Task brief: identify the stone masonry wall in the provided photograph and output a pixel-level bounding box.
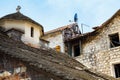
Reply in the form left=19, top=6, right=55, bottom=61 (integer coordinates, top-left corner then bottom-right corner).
left=95, top=47, right=120, bottom=77
left=82, top=15, right=120, bottom=54
left=76, top=15, right=120, bottom=77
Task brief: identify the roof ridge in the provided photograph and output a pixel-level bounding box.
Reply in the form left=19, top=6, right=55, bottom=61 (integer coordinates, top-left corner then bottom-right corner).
left=0, top=11, right=44, bottom=35
left=44, top=23, right=77, bottom=35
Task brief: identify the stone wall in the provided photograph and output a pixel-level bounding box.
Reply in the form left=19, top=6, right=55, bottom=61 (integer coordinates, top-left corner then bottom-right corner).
left=75, top=52, right=96, bottom=69
left=95, top=46, right=120, bottom=77
left=76, top=15, right=120, bottom=77
left=6, top=29, right=23, bottom=41
left=82, top=15, right=120, bottom=54
left=76, top=46, right=120, bottom=77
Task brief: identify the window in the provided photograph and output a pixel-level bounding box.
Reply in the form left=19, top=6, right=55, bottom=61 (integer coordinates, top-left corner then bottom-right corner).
left=114, top=64, right=120, bottom=78
left=109, top=33, right=120, bottom=48
left=31, top=27, right=34, bottom=37
left=73, top=44, right=80, bottom=57
left=55, top=45, right=61, bottom=52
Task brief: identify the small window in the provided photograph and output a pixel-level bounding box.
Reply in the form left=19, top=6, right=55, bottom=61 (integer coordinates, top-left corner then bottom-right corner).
left=114, top=64, right=120, bottom=78
left=55, top=45, right=61, bottom=52
left=31, top=27, right=34, bottom=37
left=109, top=33, right=120, bottom=48
left=73, top=44, right=80, bottom=57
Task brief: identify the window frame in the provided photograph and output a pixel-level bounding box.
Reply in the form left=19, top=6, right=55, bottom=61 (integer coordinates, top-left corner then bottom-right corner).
left=109, top=33, right=120, bottom=48
left=31, top=27, right=34, bottom=37
left=114, top=64, right=120, bottom=78
left=110, top=61, right=120, bottom=78
left=72, top=43, right=80, bottom=57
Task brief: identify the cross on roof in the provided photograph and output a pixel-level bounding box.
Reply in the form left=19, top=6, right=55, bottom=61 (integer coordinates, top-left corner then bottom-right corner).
left=16, top=5, right=21, bottom=12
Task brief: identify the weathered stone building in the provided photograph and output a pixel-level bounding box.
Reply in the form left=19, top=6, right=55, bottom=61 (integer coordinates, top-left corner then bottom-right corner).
left=0, top=6, right=119, bottom=80
left=64, top=9, right=120, bottom=78
left=42, top=23, right=80, bottom=53
left=0, top=6, right=48, bottom=48
left=0, top=26, right=115, bottom=80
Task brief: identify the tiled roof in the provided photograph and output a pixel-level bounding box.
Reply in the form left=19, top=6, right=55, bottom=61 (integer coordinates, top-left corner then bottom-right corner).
left=0, top=30, right=115, bottom=80
left=44, top=23, right=77, bottom=35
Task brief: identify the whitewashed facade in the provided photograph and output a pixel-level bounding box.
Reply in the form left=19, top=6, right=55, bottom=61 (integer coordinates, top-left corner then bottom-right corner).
left=42, top=31, right=65, bottom=53
left=0, top=12, right=44, bottom=48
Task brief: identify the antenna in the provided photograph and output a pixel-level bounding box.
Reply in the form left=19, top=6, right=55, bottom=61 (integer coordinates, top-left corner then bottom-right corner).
left=81, top=23, right=90, bottom=34
left=74, top=13, right=78, bottom=22
left=69, top=13, right=78, bottom=23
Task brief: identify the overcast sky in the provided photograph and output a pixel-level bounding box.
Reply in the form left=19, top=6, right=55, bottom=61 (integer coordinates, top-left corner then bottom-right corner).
left=0, top=0, right=120, bottom=33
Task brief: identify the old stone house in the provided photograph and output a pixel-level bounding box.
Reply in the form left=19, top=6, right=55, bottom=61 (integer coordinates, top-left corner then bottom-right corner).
left=42, top=22, right=81, bottom=53
left=0, top=6, right=118, bottom=80
left=0, top=25, right=116, bottom=80
left=64, top=9, right=120, bottom=79
left=0, top=7, right=48, bottom=48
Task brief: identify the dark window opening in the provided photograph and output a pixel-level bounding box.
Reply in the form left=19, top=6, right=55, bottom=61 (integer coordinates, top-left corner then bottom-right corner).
left=73, top=44, right=80, bottom=57
left=31, top=27, right=34, bottom=37
left=114, top=64, right=120, bottom=78
left=109, top=33, right=120, bottom=48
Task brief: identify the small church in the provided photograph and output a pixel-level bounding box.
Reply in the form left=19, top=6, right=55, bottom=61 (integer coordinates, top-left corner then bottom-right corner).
left=0, top=6, right=48, bottom=48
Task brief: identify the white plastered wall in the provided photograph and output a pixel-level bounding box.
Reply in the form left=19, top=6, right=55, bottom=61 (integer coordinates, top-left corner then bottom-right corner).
left=43, top=32, right=65, bottom=53
left=21, top=22, right=42, bottom=47
left=3, top=20, right=25, bottom=32
left=1, top=20, right=43, bottom=48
